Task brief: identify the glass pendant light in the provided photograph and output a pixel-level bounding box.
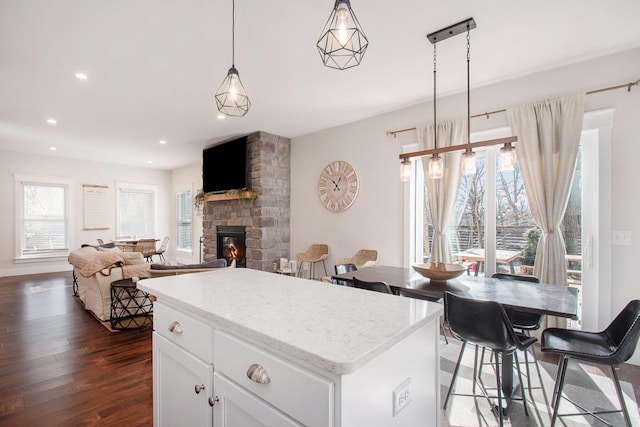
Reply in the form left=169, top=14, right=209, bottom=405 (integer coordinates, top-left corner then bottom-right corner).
left=461, top=29, right=476, bottom=176
left=499, top=142, right=516, bottom=172
left=429, top=154, right=443, bottom=179
left=215, top=0, right=251, bottom=117
left=317, top=0, right=368, bottom=70
left=400, top=158, right=412, bottom=182
left=461, top=149, right=476, bottom=175
left=428, top=43, right=443, bottom=179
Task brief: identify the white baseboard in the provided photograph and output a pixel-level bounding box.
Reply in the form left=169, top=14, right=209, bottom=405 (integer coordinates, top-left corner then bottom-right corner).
left=0, top=264, right=73, bottom=277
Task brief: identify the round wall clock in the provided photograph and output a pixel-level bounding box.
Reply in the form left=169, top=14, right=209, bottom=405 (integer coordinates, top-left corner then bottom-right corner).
left=318, top=160, right=359, bottom=212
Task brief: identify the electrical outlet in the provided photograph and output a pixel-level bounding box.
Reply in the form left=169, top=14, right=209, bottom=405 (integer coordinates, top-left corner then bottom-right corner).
left=393, top=378, right=412, bottom=416
left=612, top=230, right=632, bottom=246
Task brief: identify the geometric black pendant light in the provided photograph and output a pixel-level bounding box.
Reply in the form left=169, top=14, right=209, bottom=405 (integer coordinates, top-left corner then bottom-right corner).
left=317, top=0, right=368, bottom=70
left=215, top=0, right=251, bottom=116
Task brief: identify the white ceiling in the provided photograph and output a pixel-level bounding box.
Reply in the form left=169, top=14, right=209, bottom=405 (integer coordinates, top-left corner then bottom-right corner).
left=1, top=0, right=639, bottom=170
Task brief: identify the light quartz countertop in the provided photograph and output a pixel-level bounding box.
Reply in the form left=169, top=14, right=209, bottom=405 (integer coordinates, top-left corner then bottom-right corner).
left=138, top=268, right=442, bottom=375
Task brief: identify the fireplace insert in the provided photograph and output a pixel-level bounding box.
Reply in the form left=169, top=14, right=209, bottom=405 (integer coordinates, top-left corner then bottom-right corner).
left=216, top=226, right=246, bottom=268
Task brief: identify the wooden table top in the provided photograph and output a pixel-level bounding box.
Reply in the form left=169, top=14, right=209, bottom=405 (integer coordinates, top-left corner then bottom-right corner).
left=452, top=248, right=522, bottom=263
left=332, top=265, right=578, bottom=319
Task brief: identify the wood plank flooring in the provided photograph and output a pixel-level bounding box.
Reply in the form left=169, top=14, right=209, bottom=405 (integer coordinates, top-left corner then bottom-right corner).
left=0, top=272, right=152, bottom=426
left=0, top=271, right=638, bottom=425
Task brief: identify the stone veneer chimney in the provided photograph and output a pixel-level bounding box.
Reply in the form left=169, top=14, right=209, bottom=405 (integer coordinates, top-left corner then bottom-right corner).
left=201, top=131, right=290, bottom=271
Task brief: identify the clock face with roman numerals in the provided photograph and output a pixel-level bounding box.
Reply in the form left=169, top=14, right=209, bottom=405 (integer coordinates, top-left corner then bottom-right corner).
left=318, top=161, right=359, bottom=212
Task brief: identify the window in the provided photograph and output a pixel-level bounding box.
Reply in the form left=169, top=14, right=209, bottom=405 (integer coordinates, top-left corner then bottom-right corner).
left=115, top=182, right=157, bottom=239
left=15, top=175, right=71, bottom=259
left=176, top=190, right=193, bottom=251
left=411, top=127, right=536, bottom=276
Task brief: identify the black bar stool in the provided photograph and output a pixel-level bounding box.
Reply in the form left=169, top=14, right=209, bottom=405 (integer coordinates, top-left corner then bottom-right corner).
left=443, top=292, right=537, bottom=426
left=541, top=299, right=640, bottom=426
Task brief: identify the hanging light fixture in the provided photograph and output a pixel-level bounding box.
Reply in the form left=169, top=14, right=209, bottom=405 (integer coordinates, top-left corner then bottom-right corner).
left=461, top=27, right=476, bottom=176
left=398, top=18, right=492, bottom=181
left=428, top=37, right=443, bottom=179
left=215, top=0, right=250, bottom=117
left=400, top=158, right=412, bottom=181
left=317, top=0, right=368, bottom=70
left=499, top=142, right=516, bottom=172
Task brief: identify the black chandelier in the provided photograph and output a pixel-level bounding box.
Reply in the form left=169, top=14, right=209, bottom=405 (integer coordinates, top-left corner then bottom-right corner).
left=316, top=0, right=368, bottom=70
left=215, top=0, right=251, bottom=117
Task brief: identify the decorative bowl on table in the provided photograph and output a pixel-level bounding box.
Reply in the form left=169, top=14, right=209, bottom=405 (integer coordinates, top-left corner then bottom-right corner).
left=412, top=262, right=467, bottom=282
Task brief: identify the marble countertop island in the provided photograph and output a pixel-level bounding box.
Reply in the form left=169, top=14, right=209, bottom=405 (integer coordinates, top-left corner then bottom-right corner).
left=138, top=268, right=442, bottom=375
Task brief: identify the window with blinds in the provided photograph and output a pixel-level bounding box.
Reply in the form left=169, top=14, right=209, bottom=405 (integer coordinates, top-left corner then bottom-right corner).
left=176, top=190, right=192, bottom=251
left=116, top=185, right=156, bottom=239
left=19, top=181, right=69, bottom=257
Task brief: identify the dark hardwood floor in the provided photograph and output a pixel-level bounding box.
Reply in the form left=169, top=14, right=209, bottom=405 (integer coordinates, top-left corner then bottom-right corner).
left=0, top=271, right=638, bottom=426
left=0, top=272, right=152, bottom=426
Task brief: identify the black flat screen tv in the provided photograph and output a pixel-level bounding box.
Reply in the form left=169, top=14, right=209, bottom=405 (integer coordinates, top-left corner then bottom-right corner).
left=202, top=136, right=248, bottom=193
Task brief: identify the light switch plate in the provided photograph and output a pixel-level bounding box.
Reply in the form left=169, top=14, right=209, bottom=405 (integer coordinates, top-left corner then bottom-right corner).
left=612, top=230, right=632, bottom=246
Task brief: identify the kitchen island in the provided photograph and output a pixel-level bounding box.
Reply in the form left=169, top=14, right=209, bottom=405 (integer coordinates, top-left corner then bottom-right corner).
left=138, top=268, right=442, bottom=427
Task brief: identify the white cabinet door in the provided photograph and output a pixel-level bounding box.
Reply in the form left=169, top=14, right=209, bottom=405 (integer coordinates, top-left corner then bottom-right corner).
left=154, top=333, right=214, bottom=427
left=213, top=373, right=302, bottom=427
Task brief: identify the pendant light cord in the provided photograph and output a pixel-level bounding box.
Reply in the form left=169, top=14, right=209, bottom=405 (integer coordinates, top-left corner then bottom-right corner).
left=466, top=29, right=470, bottom=145
left=232, top=0, right=235, bottom=67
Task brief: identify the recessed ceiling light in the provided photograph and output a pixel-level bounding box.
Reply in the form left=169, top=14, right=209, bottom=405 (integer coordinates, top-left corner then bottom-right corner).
left=217, top=114, right=225, bottom=120
left=75, top=72, right=88, bottom=80
left=46, top=118, right=57, bottom=125
left=49, top=147, right=57, bottom=151
left=159, top=140, right=167, bottom=145
left=147, top=160, right=153, bottom=164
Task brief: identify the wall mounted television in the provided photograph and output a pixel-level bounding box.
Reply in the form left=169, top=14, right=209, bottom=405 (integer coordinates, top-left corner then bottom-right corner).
left=202, top=136, right=248, bottom=193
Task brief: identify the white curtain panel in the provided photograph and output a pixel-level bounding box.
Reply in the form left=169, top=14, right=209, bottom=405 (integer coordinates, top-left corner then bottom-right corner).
left=507, top=93, right=585, bottom=328
left=418, top=119, right=466, bottom=263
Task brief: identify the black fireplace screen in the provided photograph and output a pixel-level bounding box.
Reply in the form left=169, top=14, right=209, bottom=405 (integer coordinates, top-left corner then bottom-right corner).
left=216, top=226, right=246, bottom=268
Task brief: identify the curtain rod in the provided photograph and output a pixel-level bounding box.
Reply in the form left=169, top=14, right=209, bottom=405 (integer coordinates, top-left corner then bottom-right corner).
left=386, top=78, right=640, bottom=138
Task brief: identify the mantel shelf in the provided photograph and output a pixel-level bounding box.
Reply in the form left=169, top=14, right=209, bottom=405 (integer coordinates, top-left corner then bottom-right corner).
left=204, top=192, right=257, bottom=202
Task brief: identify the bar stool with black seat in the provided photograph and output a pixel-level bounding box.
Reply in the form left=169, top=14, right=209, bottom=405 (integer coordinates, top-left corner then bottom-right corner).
left=443, top=292, right=537, bottom=426
left=491, top=272, right=545, bottom=399
left=352, top=277, right=392, bottom=294
left=541, top=299, right=640, bottom=427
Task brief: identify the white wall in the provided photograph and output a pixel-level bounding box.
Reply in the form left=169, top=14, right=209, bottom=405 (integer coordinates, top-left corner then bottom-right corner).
left=291, top=47, right=640, bottom=363
left=0, top=151, right=172, bottom=276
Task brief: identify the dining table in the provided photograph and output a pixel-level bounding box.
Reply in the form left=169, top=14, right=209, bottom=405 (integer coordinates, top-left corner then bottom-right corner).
left=452, top=248, right=522, bottom=276
left=113, top=238, right=159, bottom=253
left=331, top=265, right=579, bottom=407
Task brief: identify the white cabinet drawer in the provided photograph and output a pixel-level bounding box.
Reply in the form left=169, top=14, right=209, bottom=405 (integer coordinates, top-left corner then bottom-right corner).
left=213, top=373, right=301, bottom=427
left=214, top=331, right=334, bottom=427
left=154, top=302, right=213, bottom=362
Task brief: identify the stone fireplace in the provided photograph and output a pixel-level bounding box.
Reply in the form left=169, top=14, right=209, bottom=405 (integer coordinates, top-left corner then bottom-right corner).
left=202, top=131, right=290, bottom=271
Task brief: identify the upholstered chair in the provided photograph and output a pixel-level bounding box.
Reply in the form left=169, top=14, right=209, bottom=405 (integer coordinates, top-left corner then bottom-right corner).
left=337, top=249, right=378, bottom=269
left=295, top=244, right=329, bottom=279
